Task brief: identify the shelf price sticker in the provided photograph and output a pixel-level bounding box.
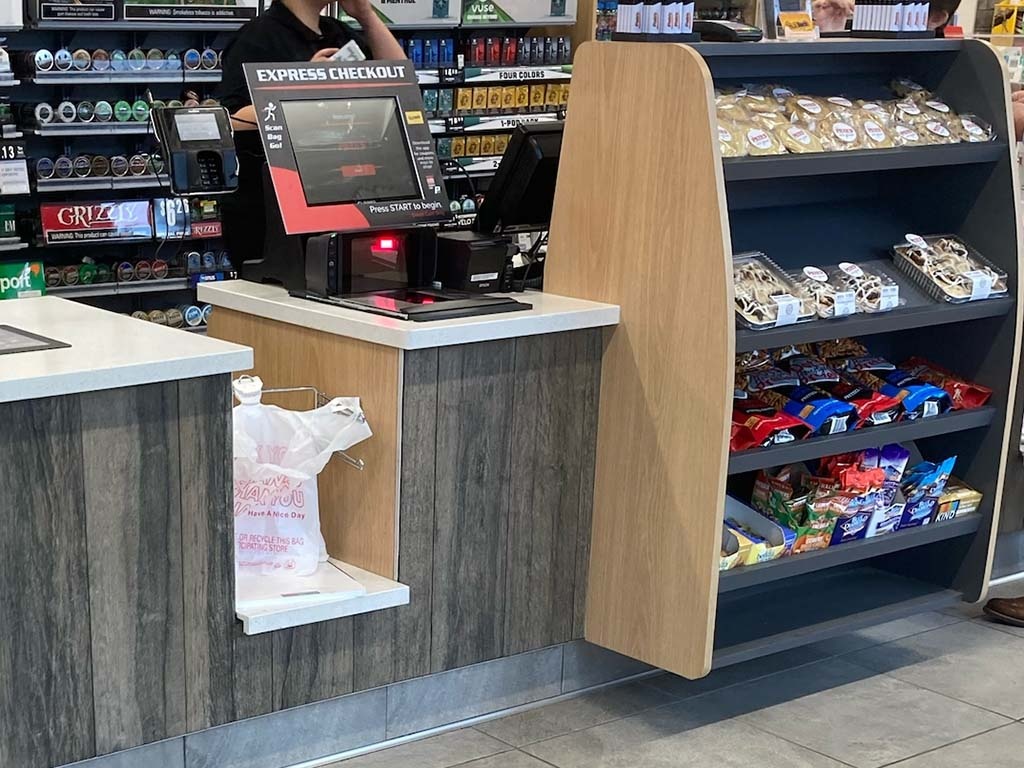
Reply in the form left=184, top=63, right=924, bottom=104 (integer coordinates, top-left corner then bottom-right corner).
left=879, top=284, right=900, bottom=310
left=772, top=294, right=801, bottom=327
left=964, top=270, right=994, bottom=301
left=834, top=290, right=857, bottom=317
left=439, top=67, right=464, bottom=84
left=0, top=140, right=29, bottom=196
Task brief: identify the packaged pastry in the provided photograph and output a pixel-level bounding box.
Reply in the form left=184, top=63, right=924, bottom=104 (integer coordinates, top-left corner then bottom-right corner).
left=738, top=122, right=786, bottom=156
left=893, top=98, right=928, bottom=125
left=922, top=98, right=954, bottom=120
left=718, top=121, right=747, bottom=158
left=823, top=95, right=856, bottom=119
left=854, top=113, right=895, bottom=149
left=776, top=123, right=824, bottom=154
left=790, top=265, right=856, bottom=317
left=733, top=252, right=814, bottom=329
left=891, top=123, right=927, bottom=147
left=901, top=357, right=993, bottom=409
left=857, top=100, right=891, bottom=123
left=922, top=119, right=960, bottom=145
left=786, top=95, right=827, bottom=124
left=952, top=114, right=994, bottom=143
left=892, top=234, right=1008, bottom=303
left=832, top=262, right=900, bottom=313
left=818, top=112, right=862, bottom=151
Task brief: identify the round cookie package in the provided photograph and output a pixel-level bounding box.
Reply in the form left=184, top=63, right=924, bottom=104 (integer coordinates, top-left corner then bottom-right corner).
left=891, top=123, right=927, bottom=147
left=718, top=120, right=747, bottom=158
left=818, top=112, right=863, bottom=151
left=739, top=122, right=786, bottom=156
left=776, top=123, right=824, bottom=154
left=922, top=119, right=960, bottom=145
left=893, top=98, right=928, bottom=125
left=854, top=113, right=895, bottom=149
left=952, top=114, right=994, bottom=143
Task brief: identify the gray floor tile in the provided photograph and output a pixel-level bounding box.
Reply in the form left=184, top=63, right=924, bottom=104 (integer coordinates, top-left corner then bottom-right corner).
left=733, top=657, right=1009, bottom=768
left=458, top=752, right=553, bottom=768
left=886, top=722, right=1024, bottom=767
left=806, top=611, right=963, bottom=657
left=475, top=681, right=675, bottom=747
left=524, top=713, right=848, bottom=768
left=850, top=621, right=1024, bottom=719
left=559, top=641, right=653, bottom=694
left=973, top=614, right=1024, bottom=639
left=942, top=582, right=1023, bottom=619
left=643, top=645, right=831, bottom=699
left=330, top=729, right=508, bottom=767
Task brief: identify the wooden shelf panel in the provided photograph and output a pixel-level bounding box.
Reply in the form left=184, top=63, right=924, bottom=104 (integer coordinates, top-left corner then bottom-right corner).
left=728, top=406, right=996, bottom=474
left=713, top=566, right=962, bottom=668
left=723, top=144, right=1006, bottom=182
left=719, top=514, right=981, bottom=593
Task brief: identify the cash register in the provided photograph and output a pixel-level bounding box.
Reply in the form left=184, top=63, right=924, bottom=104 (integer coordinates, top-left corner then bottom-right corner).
left=238, top=60, right=532, bottom=322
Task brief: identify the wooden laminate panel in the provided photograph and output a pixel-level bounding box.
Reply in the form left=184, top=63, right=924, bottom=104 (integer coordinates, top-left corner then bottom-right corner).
left=208, top=308, right=401, bottom=578
left=273, top=620, right=354, bottom=710
left=180, top=375, right=273, bottom=729
left=81, top=383, right=186, bottom=753
left=0, top=395, right=95, bottom=768
left=504, top=331, right=601, bottom=655
left=431, top=340, right=516, bottom=672
left=572, top=330, right=603, bottom=640
left=544, top=42, right=734, bottom=678
left=353, top=348, right=439, bottom=690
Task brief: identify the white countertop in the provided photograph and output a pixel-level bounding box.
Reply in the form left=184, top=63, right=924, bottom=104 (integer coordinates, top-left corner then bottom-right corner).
left=0, top=297, right=253, bottom=404
left=198, top=281, right=620, bottom=350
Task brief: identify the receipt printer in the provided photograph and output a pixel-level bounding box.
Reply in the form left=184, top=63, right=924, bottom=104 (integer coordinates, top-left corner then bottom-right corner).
left=435, top=231, right=516, bottom=293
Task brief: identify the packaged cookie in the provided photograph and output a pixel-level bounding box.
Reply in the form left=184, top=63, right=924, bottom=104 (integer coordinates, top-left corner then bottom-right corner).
left=891, top=77, right=931, bottom=101
left=733, top=252, right=814, bottom=329
left=716, top=99, right=750, bottom=125
left=776, top=123, right=824, bottom=154
left=891, top=123, right=927, bottom=147
left=786, top=95, right=827, bottom=126
left=922, top=119, right=960, bottom=145
left=893, top=234, right=1009, bottom=303
left=790, top=265, right=857, bottom=318
left=819, top=112, right=862, bottom=151
left=921, top=98, right=954, bottom=120
left=855, top=113, right=895, bottom=149
left=831, top=262, right=901, bottom=313
left=739, top=91, right=785, bottom=115
left=893, top=98, right=927, bottom=125
left=751, top=110, right=789, bottom=132
left=738, top=122, right=786, bottom=156
left=823, top=95, right=856, bottom=119
left=951, top=114, right=994, bottom=143
left=718, top=121, right=747, bottom=158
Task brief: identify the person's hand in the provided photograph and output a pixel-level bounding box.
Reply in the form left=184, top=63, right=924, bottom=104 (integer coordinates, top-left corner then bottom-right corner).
left=341, top=0, right=375, bottom=23
left=1013, top=101, right=1024, bottom=141
left=311, top=48, right=340, bottom=62
left=1012, top=89, right=1024, bottom=103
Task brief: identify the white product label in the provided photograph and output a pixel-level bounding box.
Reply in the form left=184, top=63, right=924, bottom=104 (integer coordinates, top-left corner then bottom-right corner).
left=747, top=128, right=772, bottom=150
left=870, top=410, right=893, bottom=425
left=926, top=120, right=951, bottom=138
left=827, top=96, right=853, bottom=107
left=925, top=100, right=950, bottom=113
left=772, top=294, right=800, bottom=326
left=797, top=98, right=822, bottom=115
left=0, top=159, right=30, bottom=195
left=897, top=100, right=921, bottom=116
left=773, top=87, right=794, bottom=99
left=832, top=122, right=857, bottom=143
left=895, top=125, right=920, bottom=143
left=774, top=430, right=796, bottom=444
left=961, top=117, right=984, bottom=136
left=786, top=125, right=812, bottom=145
left=862, top=102, right=882, bottom=112
left=471, top=272, right=500, bottom=282
left=879, top=284, right=899, bottom=310
left=826, top=415, right=849, bottom=435
left=964, top=269, right=994, bottom=300
left=718, top=125, right=732, bottom=143
left=834, top=290, right=857, bottom=317
left=803, top=265, right=828, bottom=281
left=864, top=120, right=885, bottom=142
left=923, top=400, right=939, bottom=418
left=839, top=261, right=864, bottom=278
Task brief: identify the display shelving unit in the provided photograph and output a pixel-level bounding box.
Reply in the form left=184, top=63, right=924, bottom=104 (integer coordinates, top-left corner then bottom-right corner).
left=545, top=39, right=1023, bottom=679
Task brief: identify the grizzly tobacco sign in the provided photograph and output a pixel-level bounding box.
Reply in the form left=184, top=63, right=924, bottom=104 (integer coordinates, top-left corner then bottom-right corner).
left=40, top=201, right=155, bottom=244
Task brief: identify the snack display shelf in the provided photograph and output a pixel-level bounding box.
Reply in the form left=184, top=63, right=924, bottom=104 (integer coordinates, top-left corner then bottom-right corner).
left=722, top=143, right=1008, bottom=182
left=0, top=241, right=29, bottom=252
left=728, top=406, right=996, bottom=474
left=37, top=175, right=170, bottom=193
left=28, top=71, right=221, bottom=85
left=719, top=514, right=982, bottom=593
left=713, top=567, right=962, bottom=667
left=31, top=123, right=153, bottom=137
left=429, top=112, right=561, bottom=134
left=47, top=278, right=191, bottom=297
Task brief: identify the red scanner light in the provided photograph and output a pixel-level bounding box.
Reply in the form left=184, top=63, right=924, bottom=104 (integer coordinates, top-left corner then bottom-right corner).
left=377, top=238, right=395, bottom=250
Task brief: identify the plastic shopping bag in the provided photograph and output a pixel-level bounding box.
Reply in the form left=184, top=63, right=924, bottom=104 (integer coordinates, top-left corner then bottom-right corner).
left=232, top=376, right=372, bottom=576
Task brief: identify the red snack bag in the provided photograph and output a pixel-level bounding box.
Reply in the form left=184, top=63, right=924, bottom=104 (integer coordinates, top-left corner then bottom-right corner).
left=901, top=357, right=993, bottom=410
left=731, top=392, right=811, bottom=451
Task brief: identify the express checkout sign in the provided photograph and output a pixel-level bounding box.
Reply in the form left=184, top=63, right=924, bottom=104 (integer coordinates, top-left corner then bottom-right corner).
left=244, top=61, right=450, bottom=235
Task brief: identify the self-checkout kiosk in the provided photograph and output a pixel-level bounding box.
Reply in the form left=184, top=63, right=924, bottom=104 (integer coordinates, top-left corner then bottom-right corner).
left=239, top=60, right=530, bottom=321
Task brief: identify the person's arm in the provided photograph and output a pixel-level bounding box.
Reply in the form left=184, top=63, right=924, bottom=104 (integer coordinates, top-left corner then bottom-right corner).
left=342, top=0, right=407, bottom=59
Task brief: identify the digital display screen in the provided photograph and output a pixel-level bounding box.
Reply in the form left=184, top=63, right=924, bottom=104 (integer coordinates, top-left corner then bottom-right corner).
left=281, top=97, right=421, bottom=206
left=175, top=112, right=222, bottom=142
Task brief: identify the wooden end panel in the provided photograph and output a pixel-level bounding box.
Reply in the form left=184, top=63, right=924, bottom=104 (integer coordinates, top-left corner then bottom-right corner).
left=544, top=42, right=734, bottom=678
left=208, top=308, right=401, bottom=578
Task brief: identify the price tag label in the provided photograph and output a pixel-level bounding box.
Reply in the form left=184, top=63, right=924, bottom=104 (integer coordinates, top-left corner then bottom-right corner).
left=0, top=159, right=30, bottom=195
left=905, top=233, right=928, bottom=249
left=439, top=67, right=463, bottom=84
left=833, top=290, right=857, bottom=317
left=773, top=294, right=800, bottom=327
left=445, top=116, right=465, bottom=133
left=964, top=270, right=994, bottom=300
left=0, top=141, right=25, bottom=162
left=879, top=284, right=900, bottom=310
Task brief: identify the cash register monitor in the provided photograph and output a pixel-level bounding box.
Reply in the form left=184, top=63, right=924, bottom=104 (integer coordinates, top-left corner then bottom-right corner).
left=281, top=97, right=421, bottom=206
left=474, top=122, right=563, bottom=235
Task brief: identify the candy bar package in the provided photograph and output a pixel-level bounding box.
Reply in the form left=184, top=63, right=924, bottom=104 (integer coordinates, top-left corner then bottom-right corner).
left=935, top=478, right=983, bottom=522
left=900, top=456, right=957, bottom=529
left=743, top=365, right=857, bottom=436
left=844, top=355, right=953, bottom=420
left=730, top=390, right=811, bottom=452
left=893, top=234, right=1008, bottom=304
left=901, top=357, right=993, bottom=410
left=782, top=353, right=901, bottom=428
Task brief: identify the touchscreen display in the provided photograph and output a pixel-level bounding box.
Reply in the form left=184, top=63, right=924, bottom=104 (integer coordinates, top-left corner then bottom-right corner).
left=281, top=97, right=421, bottom=206
left=175, top=112, right=222, bottom=142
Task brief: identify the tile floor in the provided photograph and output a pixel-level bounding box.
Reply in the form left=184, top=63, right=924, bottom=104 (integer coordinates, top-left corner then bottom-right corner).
left=323, top=582, right=1024, bottom=768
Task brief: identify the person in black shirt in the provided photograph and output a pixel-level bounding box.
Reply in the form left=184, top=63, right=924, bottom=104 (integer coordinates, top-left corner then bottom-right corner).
left=216, top=0, right=405, bottom=271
